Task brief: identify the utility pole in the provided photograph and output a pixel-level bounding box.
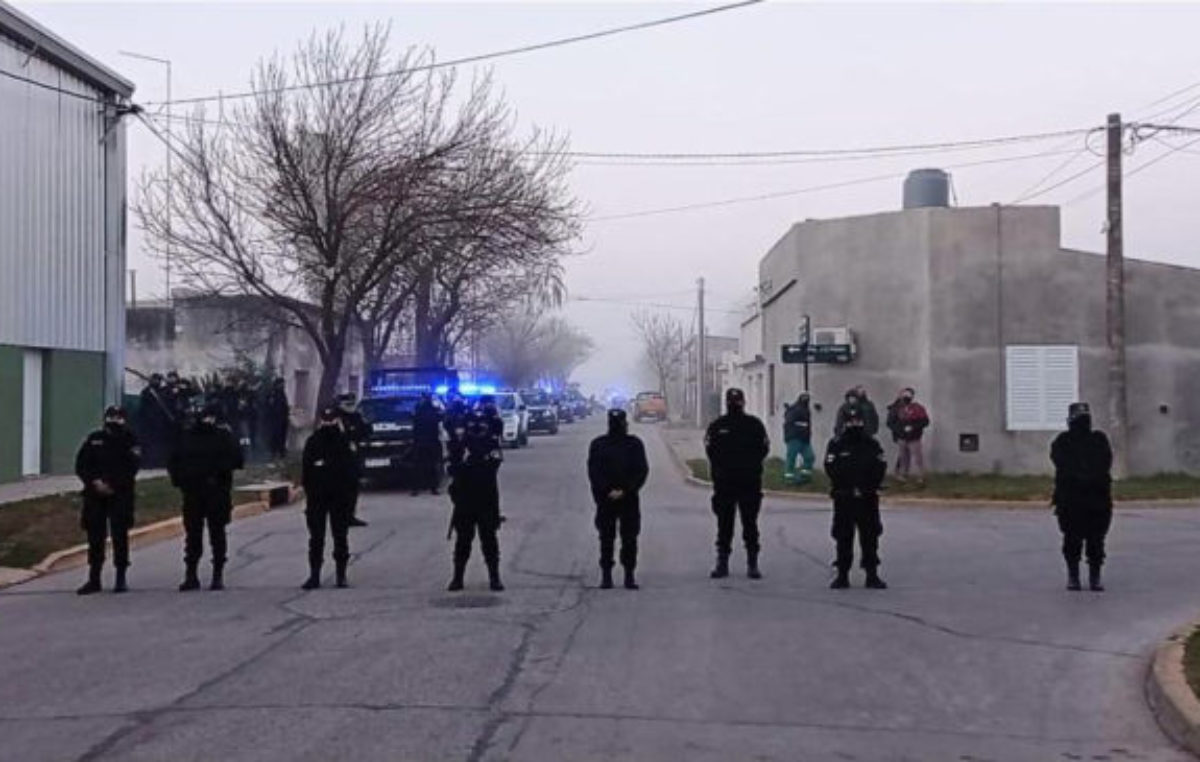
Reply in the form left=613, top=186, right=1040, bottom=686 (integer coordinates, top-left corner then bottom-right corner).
left=1106, top=113, right=1129, bottom=478
left=697, top=277, right=706, bottom=425
left=801, top=314, right=811, bottom=393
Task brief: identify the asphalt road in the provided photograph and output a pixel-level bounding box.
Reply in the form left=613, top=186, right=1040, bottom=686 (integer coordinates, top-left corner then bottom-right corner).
left=3, top=419, right=1200, bottom=761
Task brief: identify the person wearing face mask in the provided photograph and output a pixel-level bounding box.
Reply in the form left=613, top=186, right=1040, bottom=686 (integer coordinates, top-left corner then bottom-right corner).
left=1051, top=402, right=1114, bottom=592
left=887, top=387, right=930, bottom=486
left=587, top=409, right=650, bottom=590
left=411, top=393, right=443, bottom=497
left=300, top=406, right=358, bottom=590
left=168, top=404, right=244, bottom=592
left=824, top=405, right=889, bottom=590
left=705, top=388, right=770, bottom=580
left=74, top=407, right=142, bottom=595
left=445, top=411, right=506, bottom=592
left=335, top=393, right=370, bottom=528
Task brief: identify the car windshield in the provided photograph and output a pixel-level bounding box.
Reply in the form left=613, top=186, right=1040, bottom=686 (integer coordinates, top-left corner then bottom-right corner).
left=359, top=396, right=420, bottom=422
left=495, top=394, right=518, bottom=411
left=524, top=392, right=551, bottom=406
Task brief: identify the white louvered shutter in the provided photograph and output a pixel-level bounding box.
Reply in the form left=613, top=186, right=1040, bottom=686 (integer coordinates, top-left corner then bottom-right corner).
left=1006, top=346, right=1079, bottom=431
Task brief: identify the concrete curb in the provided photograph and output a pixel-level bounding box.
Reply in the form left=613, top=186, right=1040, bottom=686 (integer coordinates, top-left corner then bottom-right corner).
left=1147, top=620, right=1200, bottom=757
left=656, top=428, right=1200, bottom=510
left=0, top=487, right=305, bottom=590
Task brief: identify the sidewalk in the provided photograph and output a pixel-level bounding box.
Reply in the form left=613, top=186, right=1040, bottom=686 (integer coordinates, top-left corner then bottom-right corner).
left=657, top=424, right=706, bottom=464
left=0, top=470, right=167, bottom=508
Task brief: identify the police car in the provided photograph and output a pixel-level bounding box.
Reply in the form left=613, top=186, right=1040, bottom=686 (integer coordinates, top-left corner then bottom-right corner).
left=357, top=393, right=424, bottom=482
left=493, top=391, right=530, bottom=448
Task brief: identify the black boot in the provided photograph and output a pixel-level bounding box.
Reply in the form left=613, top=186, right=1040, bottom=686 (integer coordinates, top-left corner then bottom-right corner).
left=1088, top=564, right=1104, bottom=592
left=77, top=565, right=102, bottom=596
left=830, top=568, right=850, bottom=589
left=448, top=560, right=466, bottom=592
left=747, top=551, right=762, bottom=580
left=301, top=562, right=321, bottom=590
left=600, top=567, right=614, bottom=589
left=1066, top=561, right=1082, bottom=591
left=864, top=569, right=888, bottom=590
left=487, top=561, right=505, bottom=592
left=623, top=568, right=639, bottom=590
left=710, top=555, right=730, bottom=579
left=335, top=560, right=348, bottom=589
left=179, top=563, right=201, bottom=592
left=349, top=517, right=368, bottom=528
left=209, top=563, right=225, bottom=591
left=113, top=567, right=128, bottom=594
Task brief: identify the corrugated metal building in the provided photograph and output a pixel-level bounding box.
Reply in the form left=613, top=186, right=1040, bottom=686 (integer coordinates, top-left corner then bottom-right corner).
left=0, top=2, right=134, bottom=480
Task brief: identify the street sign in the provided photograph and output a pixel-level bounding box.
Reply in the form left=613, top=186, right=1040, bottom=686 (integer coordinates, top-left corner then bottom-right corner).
left=780, top=343, right=854, bottom=364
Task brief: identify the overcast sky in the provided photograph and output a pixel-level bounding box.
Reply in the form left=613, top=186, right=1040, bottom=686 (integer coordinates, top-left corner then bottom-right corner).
left=15, top=1, right=1200, bottom=394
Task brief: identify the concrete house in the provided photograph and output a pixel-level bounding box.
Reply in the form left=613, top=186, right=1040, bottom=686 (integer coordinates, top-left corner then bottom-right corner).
left=736, top=178, right=1200, bottom=476
left=0, top=3, right=134, bottom=480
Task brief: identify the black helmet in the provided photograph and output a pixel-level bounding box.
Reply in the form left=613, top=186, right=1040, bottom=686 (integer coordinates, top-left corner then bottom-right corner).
left=1068, top=402, right=1091, bottom=422
left=104, top=405, right=127, bottom=422
left=726, top=388, right=746, bottom=406
left=318, top=406, right=340, bottom=424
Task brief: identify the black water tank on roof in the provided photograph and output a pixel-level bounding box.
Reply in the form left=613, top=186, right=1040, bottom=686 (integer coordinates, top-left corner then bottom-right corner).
left=903, top=169, right=950, bottom=209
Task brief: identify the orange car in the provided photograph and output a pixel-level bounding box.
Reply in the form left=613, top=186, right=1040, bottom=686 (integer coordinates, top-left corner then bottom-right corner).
left=633, top=391, right=668, bottom=422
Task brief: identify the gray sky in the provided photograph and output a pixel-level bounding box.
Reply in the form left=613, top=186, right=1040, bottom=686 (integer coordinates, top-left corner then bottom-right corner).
left=16, top=1, right=1200, bottom=394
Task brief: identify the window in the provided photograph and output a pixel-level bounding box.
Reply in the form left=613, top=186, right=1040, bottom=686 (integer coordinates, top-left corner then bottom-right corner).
left=1005, top=346, right=1078, bottom=431
left=348, top=374, right=360, bottom=397
left=293, top=370, right=311, bottom=413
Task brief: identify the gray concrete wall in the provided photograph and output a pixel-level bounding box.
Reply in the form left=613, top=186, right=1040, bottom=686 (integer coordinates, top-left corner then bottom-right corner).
left=758, top=211, right=934, bottom=459
left=755, top=203, right=1200, bottom=475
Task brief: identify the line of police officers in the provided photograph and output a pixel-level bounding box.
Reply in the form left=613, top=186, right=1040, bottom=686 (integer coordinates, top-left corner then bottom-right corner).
left=73, top=388, right=1114, bottom=595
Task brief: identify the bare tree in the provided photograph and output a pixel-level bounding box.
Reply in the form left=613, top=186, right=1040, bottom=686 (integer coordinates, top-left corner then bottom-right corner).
left=631, top=310, right=686, bottom=406
left=481, top=310, right=593, bottom=390
left=138, top=26, right=485, bottom=402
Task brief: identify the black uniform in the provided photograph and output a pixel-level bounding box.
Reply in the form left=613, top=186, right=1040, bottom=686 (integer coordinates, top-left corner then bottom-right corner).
left=264, top=382, right=290, bottom=458
left=301, top=422, right=358, bottom=587
left=587, top=414, right=649, bottom=587
left=705, top=401, right=770, bottom=574
left=824, top=426, right=888, bottom=583
left=412, top=398, right=443, bottom=494
left=168, top=417, right=244, bottom=589
left=1051, top=415, right=1113, bottom=588
left=337, top=407, right=370, bottom=521
left=446, top=415, right=505, bottom=592
left=74, top=422, right=140, bottom=592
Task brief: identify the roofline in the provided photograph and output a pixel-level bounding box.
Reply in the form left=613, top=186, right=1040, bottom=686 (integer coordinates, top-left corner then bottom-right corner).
left=0, top=1, right=135, bottom=98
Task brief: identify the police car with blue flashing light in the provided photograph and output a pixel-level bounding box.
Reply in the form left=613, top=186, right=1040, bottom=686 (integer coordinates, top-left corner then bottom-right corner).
left=356, top=392, right=425, bottom=483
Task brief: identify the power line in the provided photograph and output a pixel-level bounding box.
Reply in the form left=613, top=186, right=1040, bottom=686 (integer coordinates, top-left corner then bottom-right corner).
left=1061, top=132, right=1200, bottom=207
left=589, top=146, right=1085, bottom=222
left=143, top=0, right=764, bottom=108
left=562, top=127, right=1094, bottom=160
left=570, top=295, right=743, bottom=315
left=1009, top=157, right=1106, bottom=204
left=0, top=66, right=102, bottom=102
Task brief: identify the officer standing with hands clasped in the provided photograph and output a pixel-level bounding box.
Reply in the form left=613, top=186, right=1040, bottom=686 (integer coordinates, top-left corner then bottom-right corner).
left=300, top=406, right=358, bottom=590
left=336, top=393, right=370, bottom=528
left=74, top=406, right=141, bottom=595
left=824, top=404, right=889, bottom=589
left=706, top=388, right=770, bottom=580
left=169, top=404, right=244, bottom=592
left=446, top=410, right=506, bottom=592
left=1051, top=402, right=1114, bottom=592
left=587, top=409, right=649, bottom=590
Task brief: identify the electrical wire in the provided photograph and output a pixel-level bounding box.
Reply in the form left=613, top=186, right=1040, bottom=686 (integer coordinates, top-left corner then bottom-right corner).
left=1061, top=132, right=1200, bottom=207
left=590, top=146, right=1085, bottom=222
left=1009, top=157, right=1106, bottom=204
left=0, top=66, right=102, bottom=102
left=143, top=0, right=764, bottom=108
left=570, top=295, right=743, bottom=315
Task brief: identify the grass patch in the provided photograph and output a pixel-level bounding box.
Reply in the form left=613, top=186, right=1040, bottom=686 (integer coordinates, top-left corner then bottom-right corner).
left=0, top=460, right=301, bottom=570
left=1185, top=627, right=1200, bottom=703
left=685, top=458, right=1200, bottom=502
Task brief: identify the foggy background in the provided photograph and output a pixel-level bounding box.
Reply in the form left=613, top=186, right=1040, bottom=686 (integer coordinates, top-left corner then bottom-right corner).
left=16, top=1, right=1200, bottom=394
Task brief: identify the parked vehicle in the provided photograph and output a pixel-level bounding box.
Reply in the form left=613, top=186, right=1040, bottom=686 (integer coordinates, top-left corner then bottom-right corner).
left=521, top=390, right=559, bottom=435
left=633, top=391, right=668, bottom=422
left=357, top=393, right=423, bottom=483
left=494, top=391, right=530, bottom=447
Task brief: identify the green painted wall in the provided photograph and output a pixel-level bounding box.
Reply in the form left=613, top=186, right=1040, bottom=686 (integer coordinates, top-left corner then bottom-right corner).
left=0, top=346, right=21, bottom=482
left=42, top=349, right=105, bottom=475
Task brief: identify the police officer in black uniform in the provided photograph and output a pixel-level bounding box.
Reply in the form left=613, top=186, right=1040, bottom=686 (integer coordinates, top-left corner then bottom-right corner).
left=824, top=405, right=889, bottom=589
left=477, top=394, right=505, bottom=440
left=587, top=409, right=649, bottom=590
left=705, top=388, right=770, bottom=580
left=169, top=404, right=244, bottom=591
left=74, top=406, right=141, bottom=595
left=1051, top=402, right=1114, bottom=592
left=301, top=406, right=358, bottom=590
left=336, top=393, right=370, bottom=527
left=446, top=411, right=505, bottom=592
left=411, top=393, right=443, bottom=496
